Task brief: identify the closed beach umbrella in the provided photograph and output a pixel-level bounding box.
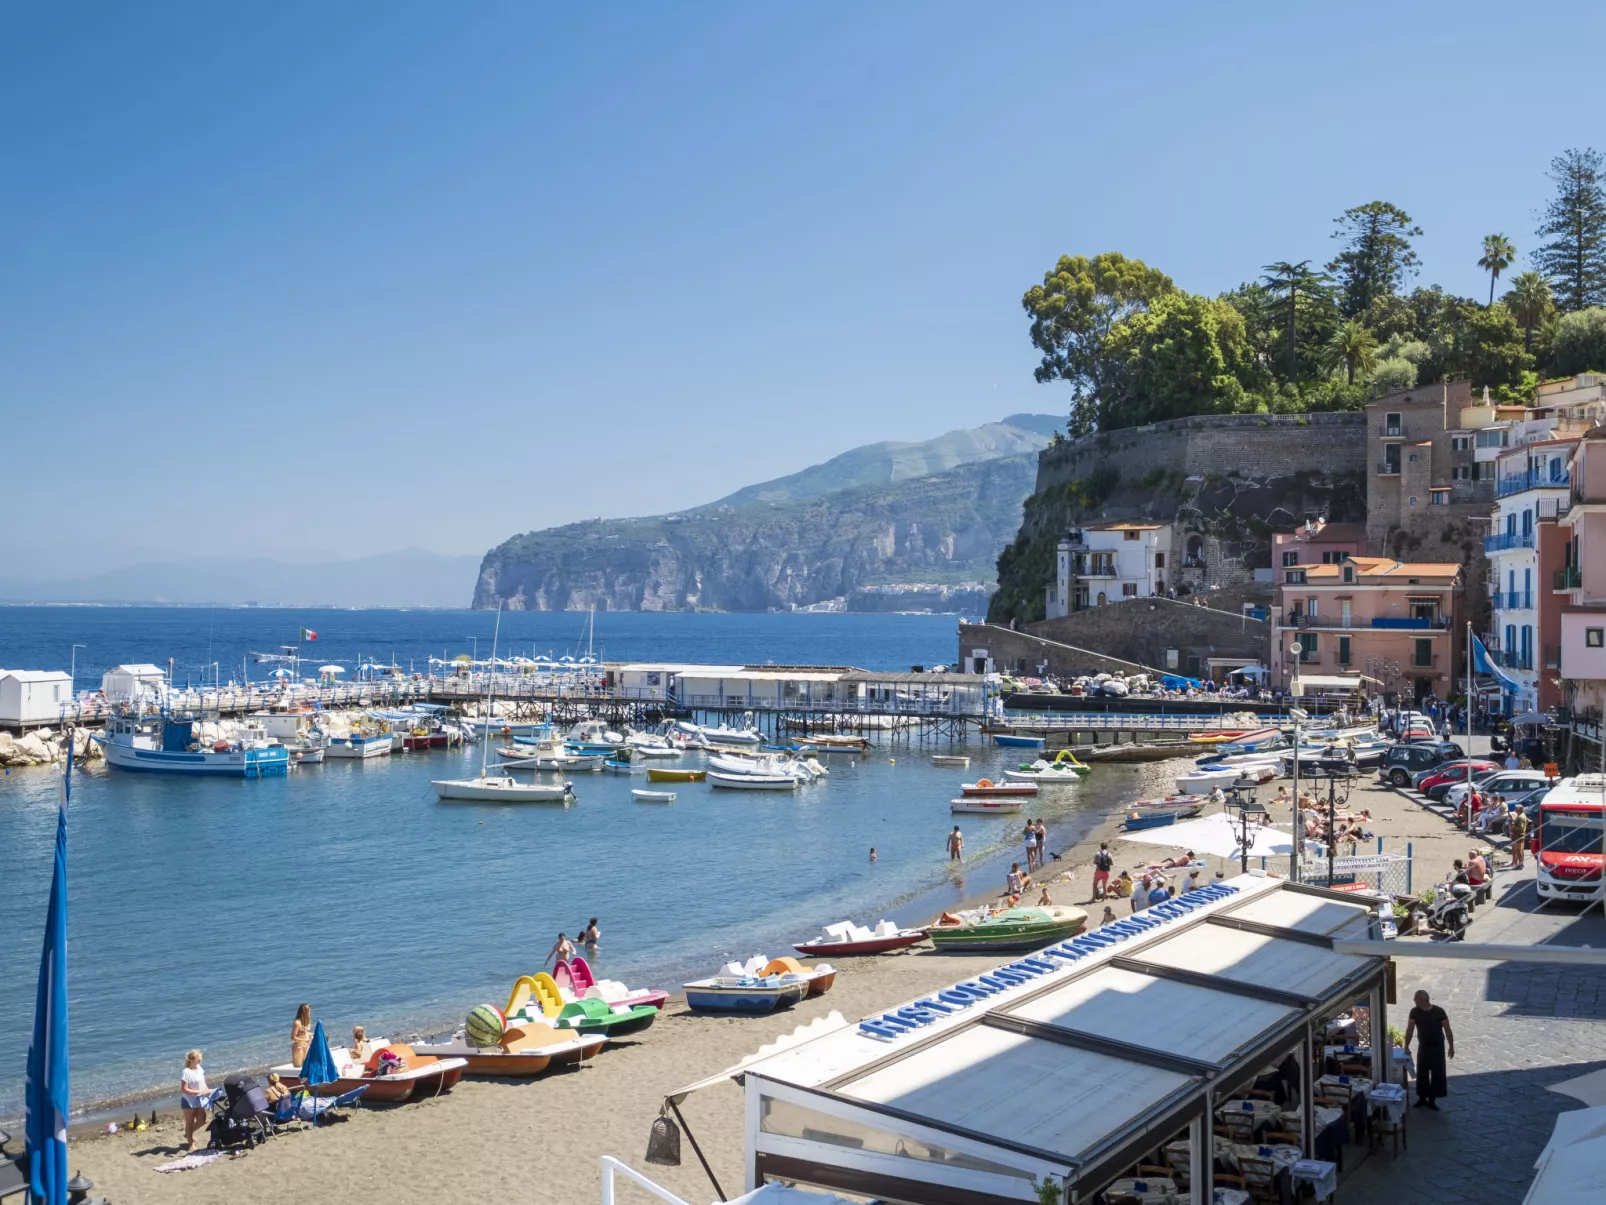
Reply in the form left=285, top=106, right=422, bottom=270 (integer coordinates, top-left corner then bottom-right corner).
left=299, top=1020, right=337, bottom=1087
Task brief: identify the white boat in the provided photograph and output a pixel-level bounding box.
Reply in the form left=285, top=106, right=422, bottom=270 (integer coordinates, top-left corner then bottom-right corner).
left=1175, top=762, right=1278, bottom=794
left=500, top=738, right=603, bottom=771
left=326, top=731, right=393, bottom=759
left=708, top=771, right=799, bottom=791
left=632, top=788, right=677, bottom=803
left=567, top=719, right=627, bottom=748
left=463, top=717, right=550, bottom=739
left=931, top=754, right=971, bottom=768
left=433, top=774, right=574, bottom=803
left=97, top=715, right=291, bottom=777
left=949, top=797, right=1025, bottom=815
left=1003, top=766, right=1083, bottom=784
left=683, top=719, right=763, bottom=745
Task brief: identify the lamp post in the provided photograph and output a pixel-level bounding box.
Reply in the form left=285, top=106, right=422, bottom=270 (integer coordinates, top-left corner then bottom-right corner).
left=69, top=643, right=86, bottom=693
left=1290, top=643, right=1304, bottom=882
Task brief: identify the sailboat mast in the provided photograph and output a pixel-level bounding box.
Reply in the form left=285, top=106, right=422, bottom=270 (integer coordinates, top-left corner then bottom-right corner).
left=480, top=604, right=502, bottom=777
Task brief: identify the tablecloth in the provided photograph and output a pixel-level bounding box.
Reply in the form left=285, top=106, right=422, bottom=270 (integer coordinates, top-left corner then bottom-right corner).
left=1219, top=1098, right=1284, bottom=1128
left=1106, top=1176, right=1178, bottom=1203
left=1317, top=1073, right=1373, bottom=1100
left=1291, top=1159, right=1338, bottom=1202
left=1368, top=1082, right=1408, bottom=1124
left=1212, top=1191, right=1250, bottom=1205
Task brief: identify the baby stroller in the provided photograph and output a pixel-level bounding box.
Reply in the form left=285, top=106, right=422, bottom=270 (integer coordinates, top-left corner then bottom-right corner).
left=209, top=1074, right=274, bottom=1150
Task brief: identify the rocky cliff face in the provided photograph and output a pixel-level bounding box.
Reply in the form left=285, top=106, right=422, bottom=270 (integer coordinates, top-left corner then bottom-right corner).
left=473, top=454, right=1038, bottom=611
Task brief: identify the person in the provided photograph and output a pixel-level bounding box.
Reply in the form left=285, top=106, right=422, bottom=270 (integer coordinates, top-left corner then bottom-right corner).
left=1007, top=862, right=1031, bottom=896
left=1183, top=869, right=1201, bottom=893
left=869, top=847, right=877, bottom=864
left=1114, top=869, right=1133, bottom=900
left=1274, top=786, right=1291, bottom=809
left=1035, top=819, right=1048, bottom=862
left=1467, top=849, right=1488, bottom=886
left=264, top=1072, right=289, bottom=1106
left=1147, top=877, right=1170, bottom=909
left=1036, top=886, right=1053, bottom=906
left=1505, top=750, right=1521, bottom=771
left=1023, top=821, right=1039, bottom=871
left=1508, top=806, right=1530, bottom=869
left=1101, top=904, right=1117, bottom=927
left=545, top=932, right=576, bottom=967
left=1448, top=859, right=1469, bottom=886
left=1403, top=990, right=1454, bottom=1109
left=1478, top=795, right=1509, bottom=835
left=1091, top=843, right=1113, bottom=900
left=290, top=1003, right=312, bottom=1067
left=581, top=918, right=601, bottom=949
left=947, top=825, right=964, bottom=861
left=180, top=1049, right=210, bottom=1151
left=350, top=1025, right=371, bottom=1062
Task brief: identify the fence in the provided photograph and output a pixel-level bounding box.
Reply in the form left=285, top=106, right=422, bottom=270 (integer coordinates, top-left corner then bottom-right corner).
left=1301, top=847, right=1413, bottom=897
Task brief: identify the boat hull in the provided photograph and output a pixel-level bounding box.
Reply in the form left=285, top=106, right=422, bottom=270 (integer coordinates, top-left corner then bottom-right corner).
left=99, top=740, right=291, bottom=777
left=793, top=930, right=928, bottom=957
left=433, top=777, right=573, bottom=803
left=326, top=736, right=392, bottom=759
left=708, top=772, right=798, bottom=790
left=950, top=798, right=1024, bottom=814
left=992, top=734, right=1046, bottom=748
left=683, top=981, right=809, bottom=1013
left=647, top=768, right=707, bottom=782
left=928, top=909, right=1087, bottom=952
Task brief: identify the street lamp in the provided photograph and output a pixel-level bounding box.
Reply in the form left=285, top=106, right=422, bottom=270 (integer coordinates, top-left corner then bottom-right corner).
left=69, top=643, right=86, bottom=693
left=1288, top=640, right=1305, bottom=883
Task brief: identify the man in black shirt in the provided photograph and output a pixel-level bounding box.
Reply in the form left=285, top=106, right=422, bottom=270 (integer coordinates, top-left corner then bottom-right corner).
left=1403, top=989, right=1455, bottom=1109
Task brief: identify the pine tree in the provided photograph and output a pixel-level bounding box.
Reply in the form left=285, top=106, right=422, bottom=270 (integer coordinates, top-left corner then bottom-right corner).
left=1534, top=148, right=1606, bottom=311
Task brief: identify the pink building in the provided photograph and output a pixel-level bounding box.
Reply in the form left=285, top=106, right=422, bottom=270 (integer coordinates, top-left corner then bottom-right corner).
left=1557, top=429, right=1606, bottom=754
left=1270, top=555, right=1463, bottom=705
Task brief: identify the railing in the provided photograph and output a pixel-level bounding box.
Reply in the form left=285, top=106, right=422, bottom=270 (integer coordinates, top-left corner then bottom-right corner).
left=1483, top=530, right=1535, bottom=553
left=1497, top=468, right=1570, bottom=498
left=1555, top=566, right=1582, bottom=591
left=1493, top=591, right=1534, bottom=611
left=1376, top=461, right=1400, bottom=475
left=1077, top=566, right=1118, bottom=578
left=1491, top=649, right=1534, bottom=671
left=1371, top=617, right=1449, bottom=629
left=1002, top=711, right=1293, bottom=731
left=1384, top=425, right=1402, bottom=437
left=1410, top=654, right=1439, bottom=669
left=599, top=1157, right=693, bottom=1205
left=680, top=692, right=983, bottom=717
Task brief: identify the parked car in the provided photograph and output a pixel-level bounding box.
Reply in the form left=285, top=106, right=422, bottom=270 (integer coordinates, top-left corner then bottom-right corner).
left=1443, top=769, right=1558, bottom=809
left=1414, top=760, right=1501, bottom=800
left=1378, top=741, right=1468, bottom=788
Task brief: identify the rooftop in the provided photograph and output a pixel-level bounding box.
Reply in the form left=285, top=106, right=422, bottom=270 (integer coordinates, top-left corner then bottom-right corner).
left=1295, top=556, right=1460, bottom=581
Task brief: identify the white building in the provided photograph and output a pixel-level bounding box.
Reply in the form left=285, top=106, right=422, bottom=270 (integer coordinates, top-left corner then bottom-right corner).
left=101, top=663, right=168, bottom=704
left=1485, top=438, right=1576, bottom=712
left=1045, top=522, right=1172, bottom=618
left=0, top=669, right=73, bottom=727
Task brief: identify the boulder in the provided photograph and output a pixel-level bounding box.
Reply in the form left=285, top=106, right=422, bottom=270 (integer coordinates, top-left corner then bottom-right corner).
left=71, top=730, right=101, bottom=760
left=8, top=733, right=53, bottom=765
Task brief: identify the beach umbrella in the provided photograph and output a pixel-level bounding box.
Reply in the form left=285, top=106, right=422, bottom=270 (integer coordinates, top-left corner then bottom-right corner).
left=24, top=733, right=72, bottom=1204
left=269, top=667, right=292, bottom=679
left=1511, top=709, right=1549, bottom=726
left=295, top=1020, right=338, bottom=1124
left=318, top=665, right=345, bottom=675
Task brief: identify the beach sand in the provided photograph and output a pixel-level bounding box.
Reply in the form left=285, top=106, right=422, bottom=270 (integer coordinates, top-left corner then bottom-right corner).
left=68, top=760, right=1483, bottom=1205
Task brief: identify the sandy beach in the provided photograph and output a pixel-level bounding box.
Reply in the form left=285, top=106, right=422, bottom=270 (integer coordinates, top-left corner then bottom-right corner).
left=67, top=760, right=1489, bottom=1205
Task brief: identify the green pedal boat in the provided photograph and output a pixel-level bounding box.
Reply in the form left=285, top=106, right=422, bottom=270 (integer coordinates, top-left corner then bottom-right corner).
left=553, top=997, right=659, bottom=1038
left=928, top=906, right=1088, bottom=952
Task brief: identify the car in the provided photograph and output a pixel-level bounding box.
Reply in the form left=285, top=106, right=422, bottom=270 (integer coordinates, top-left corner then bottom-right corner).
left=1444, top=769, right=1558, bottom=809
left=1377, top=741, right=1468, bottom=788
left=1414, top=759, right=1501, bottom=800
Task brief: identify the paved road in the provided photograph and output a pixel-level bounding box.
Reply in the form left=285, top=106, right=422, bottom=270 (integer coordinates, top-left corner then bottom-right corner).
left=1341, top=867, right=1606, bottom=1204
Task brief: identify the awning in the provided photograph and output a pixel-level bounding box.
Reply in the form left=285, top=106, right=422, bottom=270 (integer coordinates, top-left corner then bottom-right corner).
left=669, top=1012, right=848, bottom=1105
left=1120, top=813, right=1295, bottom=860
left=1291, top=674, right=1369, bottom=692
left=1528, top=1106, right=1606, bottom=1203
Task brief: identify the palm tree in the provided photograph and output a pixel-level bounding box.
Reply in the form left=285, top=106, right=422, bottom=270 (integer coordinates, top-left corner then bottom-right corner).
left=1478, top=234, right=1516, bottom=305
left=1261, top=260, right=1329, bottom=381
left=1503, top=270, right=1555, bottom=353
left=1324, top=319, right=1379, bottom=385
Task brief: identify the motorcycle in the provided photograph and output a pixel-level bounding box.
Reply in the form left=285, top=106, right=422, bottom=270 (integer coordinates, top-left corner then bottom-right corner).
left=1424, top=881, right=1473, bottom=941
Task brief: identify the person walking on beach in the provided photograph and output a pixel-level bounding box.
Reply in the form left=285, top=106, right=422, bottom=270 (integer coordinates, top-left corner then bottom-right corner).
left=947, top=825, right=964, bottom=861
left=581, top=918, right=600, bottom=950
left=1092, top=843, right=1112, bottom=900
left=179, top=1049, right=211, bottom=1152
left=290, top=1003, right=312, bottom=1067
left=545, top=932, right=576, bottom=967
left=1404, top=989, right=1454, bottom=1109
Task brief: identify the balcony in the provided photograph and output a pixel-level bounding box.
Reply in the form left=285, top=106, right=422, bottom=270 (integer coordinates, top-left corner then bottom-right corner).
left=1555, top=565, right=1582, bottom=591
left=1371, top=616, right=1449, bottom=629
left=1491, top=649, right=1534, bottom=671
left=1497, top=468, right=1570, bottom=498
left=1483, top=530, right=1536, bottom=554
left=1077, top=566, right=1118, bottom=579
left=1384, top=425, right=1403, bottom=437
left=1493, top=591, right=1534, bottom=611
left=1410, top=654, right=1439, bottom=669
left=1376, top=461, right=1401, bottom=476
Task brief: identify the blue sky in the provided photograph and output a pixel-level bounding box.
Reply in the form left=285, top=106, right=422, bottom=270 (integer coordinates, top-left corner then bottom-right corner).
left=4, top=1, right=1604, bottom=568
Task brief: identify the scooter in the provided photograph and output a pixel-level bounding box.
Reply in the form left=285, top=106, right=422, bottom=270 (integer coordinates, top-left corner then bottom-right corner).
left=1424, top=881, right=1473, bottom=941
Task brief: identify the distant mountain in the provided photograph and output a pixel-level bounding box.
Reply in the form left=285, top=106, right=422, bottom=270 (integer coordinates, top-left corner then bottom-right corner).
left=474, top=414, right=1059, bottom=612
left=1, top=549, right=481, bottom=608
left=712, top=414, right=1060, bottom=508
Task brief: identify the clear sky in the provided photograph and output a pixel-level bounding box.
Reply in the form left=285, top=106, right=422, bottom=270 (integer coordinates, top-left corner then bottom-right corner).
left=4, top=1, right=1604, bottom=569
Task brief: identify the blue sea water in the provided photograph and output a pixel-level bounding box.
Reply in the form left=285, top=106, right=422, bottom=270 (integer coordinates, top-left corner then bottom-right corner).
left=0, top=608, right=1143, bottom=1118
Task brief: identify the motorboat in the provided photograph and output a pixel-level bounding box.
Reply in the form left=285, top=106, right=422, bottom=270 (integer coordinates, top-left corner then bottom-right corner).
left=97, top=715, right=291, bottom=777
left=928, top=906, right=1088, bottom=952
left=1176, top=763, right=1277, bottom=794
left=794, top=919, right=928, bottom=957
left=960, top=779, right=1038, bottom=797
left=463, top=717, right=550, bottom=739
left=632, top=788, right=676, bottom=802
left=433, top=774, right=574, bottom=803
left=272, top=1041, right=467, bottom=1103
left=501, top=738, right=604, bottom=771
left=647, top=768, right=706, bottom=783
left=992, top=733, right=1046, bottom=749
left=325, top=730, right=393, bottom=759
left=950, top=797, right=1025, bottom=815
left=709, top=771, right=799, bottom=790
left=720, top=955, right=836, bottom=998
left=678, top=719, right=764, bottom=746
left=682, top=974, right=809, bottom=1013
left=409, top=1022, right=605, bottom=1076
left=567, top=719, right=627, bottom=748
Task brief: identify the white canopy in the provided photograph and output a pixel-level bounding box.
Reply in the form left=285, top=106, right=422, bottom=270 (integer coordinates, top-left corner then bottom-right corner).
left=1121, top=812, right=1295, bottom=860
left=319, top=665, right=345, bottom=674
left=1528, top=1106, right=1606, bottom=1203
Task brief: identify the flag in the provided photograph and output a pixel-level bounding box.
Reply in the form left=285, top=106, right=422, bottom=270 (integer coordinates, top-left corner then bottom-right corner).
left=300, top=628, right=318, bottom=642
left=1469, top=632, right=1521, bottom=693
left=25, top=735, right=71, bottom=1205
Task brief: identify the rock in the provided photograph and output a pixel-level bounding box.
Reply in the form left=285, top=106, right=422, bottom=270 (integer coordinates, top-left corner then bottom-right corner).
left=7, top=733, right=53, bottom=765
left=71, top=730, right=100, bottom=760
left=0, top=732, right=13, bottom=758
left=35, top=726, right=54, bottom=741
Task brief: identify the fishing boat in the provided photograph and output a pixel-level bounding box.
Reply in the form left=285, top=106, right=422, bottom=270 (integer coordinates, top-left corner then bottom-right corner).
left=325, top=730, right=393, bottom=759
left=556, top=957, right=668, bottom=1012
left=928, top=905, right=1088, bottom=952
left=931, top=754, right=971, bottom=768
left=960, top=779, right=1038, bottom=797
left=97, top=715, right=291, bottom=777
left=708, top=770, right=799, bottom=790
left=632, top=788, right=676, bottom=803
left=950, top=797, right=1025, bottom=815
left=1122, top=801, right=1204, bottom=830
left=433, top=774, right=574, bottom=803
left=682, top=974, right=810, bottom=1014
left=794, top=919, right=928, bottom=957
left=272, top=1042, right=467, bottom=1103
left=647, top=767, right=707, bottom=783
left=991, top=733, right=1046, bottom=749
left=409, top=1022, right=606, bottom=1076
left=501, top=737, right=604, bottom=771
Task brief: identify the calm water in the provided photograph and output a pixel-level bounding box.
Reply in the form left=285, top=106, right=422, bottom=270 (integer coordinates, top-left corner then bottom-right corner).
left=0, top=608, right=1147, bottom=1117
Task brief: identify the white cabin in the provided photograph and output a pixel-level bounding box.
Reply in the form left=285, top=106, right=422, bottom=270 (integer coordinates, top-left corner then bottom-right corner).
left=0, top=669, right=73, bottom=727
left=101, top=663, right=168, bottom=703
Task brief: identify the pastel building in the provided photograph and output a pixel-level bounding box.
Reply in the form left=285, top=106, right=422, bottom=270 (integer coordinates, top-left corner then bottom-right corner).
left=1558, top=429, right=1606, bottom=753
left=1045, top=522, right=1171, bottom=618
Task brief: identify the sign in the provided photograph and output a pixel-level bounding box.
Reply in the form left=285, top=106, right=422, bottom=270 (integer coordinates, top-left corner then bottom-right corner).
left=1304, top=854, right=1408, bottom=874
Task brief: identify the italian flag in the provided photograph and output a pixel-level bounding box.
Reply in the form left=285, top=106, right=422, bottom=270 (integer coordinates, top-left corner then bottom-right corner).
left=300, top=628, right=318, bottom=641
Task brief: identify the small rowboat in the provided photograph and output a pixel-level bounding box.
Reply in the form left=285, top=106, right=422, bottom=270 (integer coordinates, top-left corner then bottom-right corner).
left=410, top=1024, right=606, bottom=1076
left=931, top=754, right=971, bottom=768
left=794, top=920, right=928, bottom=957
left=708, top=771, right=799, bottom=790
left=273, top=1042, right=468, bottom=1103
left=961, top=779, right=1038, bottom=797
left=632, top=788, right=677, bottom=803
left=647, top=768, right=707, bottom=783
left=950, top=797, right=1025, bottom=814
left=992, top=733, right=1046, bottom=749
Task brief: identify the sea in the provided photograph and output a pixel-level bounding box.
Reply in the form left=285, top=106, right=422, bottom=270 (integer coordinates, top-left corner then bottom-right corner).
left=0, top=607, right=1153, bottom=1119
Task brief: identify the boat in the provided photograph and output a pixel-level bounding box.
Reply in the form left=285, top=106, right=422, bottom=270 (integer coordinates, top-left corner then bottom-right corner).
left=463, top=717, right=550, bottom=739
left=720, top=955, right=836, bottom=997
left=1004, top=752, right=1090, bottom=783
left=927, top=905, right=1088, bottom=952
left=950, top=797, right=1025, bottom=815
left=682, top=974, right=810, bottom=1014
left=708, top=771, right=799, bottom=790
left=500, top=738, right=603, bottom=771
left=325, top=730, right=393, bottom=759
left=793, top=734, right=870, bottom=754
left=991, top=733, right=1046, bottom=749
left=632, top=788, right=677, bottom=802
left=553, top=997, right=659, bottom=1037
left=272, top=1041, right=467, bottom=1103
left=556, top=956, right=668, bottom=1012
left=1189, top=729, right=1254, bottom=744
left=678, top=719, right=764, bottom=746
left=1175, top=763, right=1277, bottom=794
left=647, top=768, right=707, bottom=783
left=1122, top=801, right=1204, bottom=830
left=931, top=754, right=971, bottom=768
left=409, top=1022, right=606, bottom=1076
left=433, top=774, right=574, bottom=803
left=960, top=779, right=1038, bottom=797
left=794, top=919, right=928, bottom=957
left=97, top=715, right=291, bottom=777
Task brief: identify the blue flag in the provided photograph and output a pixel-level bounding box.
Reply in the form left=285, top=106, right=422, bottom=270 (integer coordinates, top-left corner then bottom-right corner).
left=1469, top=632, right=1522, bottom=694
left=25, top=734, right=71, bottom=1204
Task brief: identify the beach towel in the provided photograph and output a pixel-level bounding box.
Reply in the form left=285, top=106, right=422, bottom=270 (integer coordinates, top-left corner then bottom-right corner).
left=153, top=1151, right=227, bottom=1173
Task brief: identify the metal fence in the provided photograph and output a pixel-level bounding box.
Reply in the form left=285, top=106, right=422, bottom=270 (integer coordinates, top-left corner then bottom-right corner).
left=1301, top=851, right=1413, bottom=897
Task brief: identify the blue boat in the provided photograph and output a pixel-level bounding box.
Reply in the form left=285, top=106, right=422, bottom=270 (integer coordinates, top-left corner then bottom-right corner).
left=682, top=975, right=809, bottom=1014
left=992, top=734, right=1046, bottom=749
left=97, top=715, right=290, bottom=777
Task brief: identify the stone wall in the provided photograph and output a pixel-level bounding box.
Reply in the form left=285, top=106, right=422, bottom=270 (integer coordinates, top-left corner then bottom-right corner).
left=957, top=623, right=1159, bottom=678
left=1034, top=412, right=1369, bottom=494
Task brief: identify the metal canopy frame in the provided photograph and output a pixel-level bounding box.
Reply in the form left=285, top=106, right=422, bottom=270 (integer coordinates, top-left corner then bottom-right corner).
left=979, top=1012, right=1223, bottom=1078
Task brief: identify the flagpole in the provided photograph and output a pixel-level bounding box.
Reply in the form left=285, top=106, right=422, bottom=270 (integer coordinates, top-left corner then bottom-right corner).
left=25, top=728, right=71, bottom=1205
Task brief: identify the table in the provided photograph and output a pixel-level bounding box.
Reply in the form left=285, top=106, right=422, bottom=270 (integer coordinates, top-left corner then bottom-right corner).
left=1317, top=1073, right=1373, bottom=1100
left=1368, top=1082, right=1408, bottom=1125
left=1218, top=1098, right=1284, bottom=1129
left=1290, top=1158, right=1338, bottom=1202
left=1106, top=1175, right=1178, bottom=1203
left=1282, top=1106, right=1348, bottom=1169
left=1228, top=1143, right=1302, bottom=1173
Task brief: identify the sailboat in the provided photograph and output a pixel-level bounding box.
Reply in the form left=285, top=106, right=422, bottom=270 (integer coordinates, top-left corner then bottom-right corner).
left=434, top=607, right=575, bottom=804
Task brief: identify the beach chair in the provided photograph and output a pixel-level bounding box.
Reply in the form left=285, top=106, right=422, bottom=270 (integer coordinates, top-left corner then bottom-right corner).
left=285, top=1085, right=367, bottom=1126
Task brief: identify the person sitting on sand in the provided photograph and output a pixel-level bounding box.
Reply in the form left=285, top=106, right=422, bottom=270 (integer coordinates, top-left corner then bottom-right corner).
left=264, top=1073, right=289, bottom=1106
left=1113, top=870, right=1133, bottom=898
left=1101, top=905, right=1117, bottom=927
left=1007, top=862, right=1032, bottom=896
left=544, top=932, right=576, bottom=967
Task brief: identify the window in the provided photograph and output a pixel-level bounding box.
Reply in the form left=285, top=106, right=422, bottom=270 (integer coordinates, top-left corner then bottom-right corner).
left=1408, top=496, right=1418, bottom=507
left=1298, top=634, right=1319, bottom=662
left=1285, top=569, right=1306, bottom=584
left=1587, top=628, right=1605, bottom=648
left=1385, top=412, right=1402, bottom=435
left=1343, top=565, right=1354, bottom=583
left=1154, top=552, right=1166, bottom=568
left=1307, top=597, right=1318, bottom=618
left=1123, top=529, right=1140, bottom=541
left=1430, top=491, right=1448, bottom=505
left=1476, top=462, right=1497, bottom=480
left=1337, top=636, right=1352, bottom=666
left=1413, top=638, right=1433, bottom=667
left=1410, top=598, right=1438, bottom=622
left=1321, top=551, right=1343, bottom=564
left=1476, top=429, right=1507, bottom=448
left=1452, top=435, right=1470, bottom=451
left=1451, top=465, right=1471, bottom=480
left=1122, top=582, right=1138, bottom=597
left=1283, top=551, right=1299, bottom=567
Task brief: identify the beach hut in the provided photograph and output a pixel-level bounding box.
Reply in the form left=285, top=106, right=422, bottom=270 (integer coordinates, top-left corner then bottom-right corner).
left=0, top=669, right=73, bottom=727
left=670, top=874, right=1390, bottom=1205
left=101, top=663, right=167, bottom=704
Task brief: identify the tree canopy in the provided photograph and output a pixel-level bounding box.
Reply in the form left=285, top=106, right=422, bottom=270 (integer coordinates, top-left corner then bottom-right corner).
left=1534, top=148, right=1606, bottom=311
left=1327, top=202, right=1422, bottom=317
left=1102, top=293, right=1266, bottom=425
left=1550, top=308, right=1606, bottom=376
